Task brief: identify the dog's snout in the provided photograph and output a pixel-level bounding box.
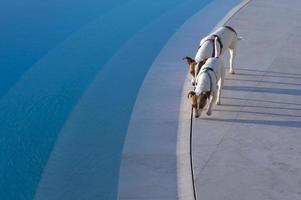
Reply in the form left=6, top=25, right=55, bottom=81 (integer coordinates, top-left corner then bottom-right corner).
left=191, top=78, right=196, bottom=86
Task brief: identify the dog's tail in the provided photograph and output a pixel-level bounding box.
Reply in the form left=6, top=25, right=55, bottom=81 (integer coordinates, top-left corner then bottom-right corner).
left=214, top=37, right=219, bottom=58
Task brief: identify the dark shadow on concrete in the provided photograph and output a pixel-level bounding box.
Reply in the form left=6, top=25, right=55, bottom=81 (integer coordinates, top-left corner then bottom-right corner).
left=224, top=86, right=301, bottom=96
left=237, top=68, right=301, bottom=76
left=213, top=108, right=301, bottom=118
left=221, top=103, right=301, bottom=111
left=223, top=96, right=301, bottom=106
left=203, top=118, right=301, bottom=128
left=236, top=72, right=301, bottom=80
left=225, top=78, right=301, bottom=86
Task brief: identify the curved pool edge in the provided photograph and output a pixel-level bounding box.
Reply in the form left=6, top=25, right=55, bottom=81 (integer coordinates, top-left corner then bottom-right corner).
left=118, top=0, right=244, bottom=199
left=33, top=1, right=214, bottom=200
left=177, top=1, right=251, bottom=199
left=212, top=0, right=252, bottom=31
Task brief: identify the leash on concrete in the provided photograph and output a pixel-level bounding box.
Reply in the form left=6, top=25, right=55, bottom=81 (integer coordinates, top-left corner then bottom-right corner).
left=189, top=105, right=198, bottom=200
left=186, top=2, right=252, bottom=200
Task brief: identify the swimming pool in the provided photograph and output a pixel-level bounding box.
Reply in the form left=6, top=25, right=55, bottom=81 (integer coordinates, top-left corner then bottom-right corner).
left=0, top=0, right=234, bottom=199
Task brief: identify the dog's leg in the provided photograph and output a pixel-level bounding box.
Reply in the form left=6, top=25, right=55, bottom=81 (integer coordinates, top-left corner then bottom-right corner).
left=221, top=63, right=225, bottom=89
left=216, top=65, right=225, bottom=105
left=216, top=80, right=222, bottom=105
left=207, top=92, right=217, bottom=116
left=229, top=48, right=236, bottom=74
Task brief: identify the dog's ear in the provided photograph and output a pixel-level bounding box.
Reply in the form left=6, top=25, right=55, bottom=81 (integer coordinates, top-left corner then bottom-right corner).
left=199, top=60, right=206, bottom=67
left=183, top=56, right=195, bottom=65
left=187, top=91, right=196, bottom=98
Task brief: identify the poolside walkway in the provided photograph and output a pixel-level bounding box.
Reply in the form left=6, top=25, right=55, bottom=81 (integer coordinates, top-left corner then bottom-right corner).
left=118, top=0, right=241, bottom=199
left=119, top=0, right=301, bottom=199
left=191, top=0, right=301, bottom=199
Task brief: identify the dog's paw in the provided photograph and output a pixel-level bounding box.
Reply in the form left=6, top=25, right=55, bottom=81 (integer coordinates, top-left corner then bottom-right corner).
left=216, top=101, right=221, bottom=105
left=206, top=110, right=212, bottom=116
left=194, top=111, right=200, bottom=118
left=230, top=70, right=235, bottom=74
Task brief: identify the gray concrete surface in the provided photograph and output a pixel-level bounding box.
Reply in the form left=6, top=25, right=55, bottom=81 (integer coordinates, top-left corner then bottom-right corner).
left=191, top=0, right=301, bottom=199
left=117, top=0, right=242, bottom=199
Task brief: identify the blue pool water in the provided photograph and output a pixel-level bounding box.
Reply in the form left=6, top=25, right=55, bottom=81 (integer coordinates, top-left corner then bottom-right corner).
left=0, top=0, right=218, bottom=199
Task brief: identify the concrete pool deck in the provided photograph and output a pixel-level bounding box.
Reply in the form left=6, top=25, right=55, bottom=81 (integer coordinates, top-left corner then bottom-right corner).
left=118, top=0, right=244, bottom=199
left=192, top=0, right=301, bottom=200
left=119, top=0, right=301, bottom=199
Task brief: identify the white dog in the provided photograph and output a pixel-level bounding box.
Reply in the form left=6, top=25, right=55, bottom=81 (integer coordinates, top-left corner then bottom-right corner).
left=196, top=26, right=241, bottom=74
left=184, top=26, right=241, bottom=85
left=187, top=38, right=225, bottom=118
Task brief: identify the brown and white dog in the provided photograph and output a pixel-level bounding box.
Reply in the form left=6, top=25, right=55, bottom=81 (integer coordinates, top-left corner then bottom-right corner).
left=187, top=38, right=225, bottom=118
left=184, top=26, right=241, bottom=85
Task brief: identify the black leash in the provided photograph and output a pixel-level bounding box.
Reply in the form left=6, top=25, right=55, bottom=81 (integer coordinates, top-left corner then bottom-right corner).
left=189, top=72, right=212, bottom=200
left=189, top=67, right=216, bottom=200
left=189, top=104, right=198, bottom=200
left=189, top=78, right=198, bottom=200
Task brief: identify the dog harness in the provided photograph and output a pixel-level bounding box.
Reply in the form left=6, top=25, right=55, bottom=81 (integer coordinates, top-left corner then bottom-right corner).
left=198, top=34, right=223, bottom=57
left=198, top=38, right=215, bottom=57
left=212, top=34, right=223, bottom=55
left=200, top=67, right=217, bottom=94
left=224, top=25, right=237, bottom=36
